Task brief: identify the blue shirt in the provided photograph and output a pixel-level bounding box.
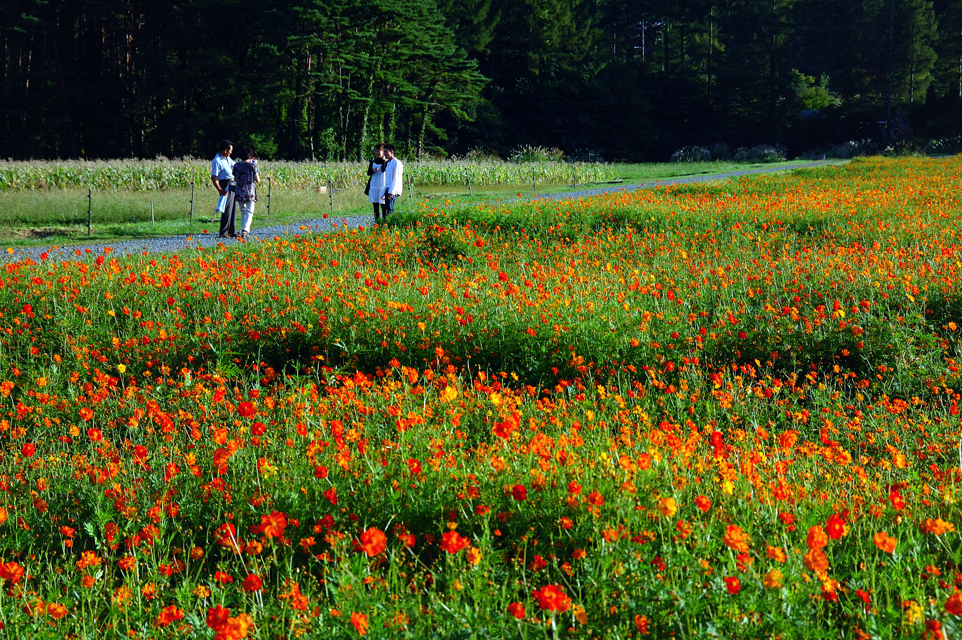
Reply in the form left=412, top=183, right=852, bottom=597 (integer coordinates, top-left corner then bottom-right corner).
left=211, top=154, right=235, bottom=180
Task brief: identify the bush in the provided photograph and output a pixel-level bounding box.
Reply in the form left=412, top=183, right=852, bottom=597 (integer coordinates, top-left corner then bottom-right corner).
left=509, top=145, right=565, bottom=163
left=709, top=142, right=731, bottom=161
left=924, top=135, right=962, bottom=156
left=733, top=144, right=787, bottom=163
left=670, top=146, right=712, bottom=162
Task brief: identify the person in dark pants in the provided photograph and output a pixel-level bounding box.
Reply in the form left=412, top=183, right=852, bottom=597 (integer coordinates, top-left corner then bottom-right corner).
left=381, top=144, right=403, bottom=218
left=211, top=139, right=237, bottom=238
left=366, top=143, right=387, bottom=221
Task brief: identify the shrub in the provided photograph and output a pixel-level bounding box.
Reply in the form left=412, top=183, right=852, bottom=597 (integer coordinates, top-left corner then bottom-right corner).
left=670, top=146, right=712, bottom=163
left=509, top=145, right=565, bottom=163
left=733, top=143, right=787, bottom=163
left=924, top=135, right=962, bottom=156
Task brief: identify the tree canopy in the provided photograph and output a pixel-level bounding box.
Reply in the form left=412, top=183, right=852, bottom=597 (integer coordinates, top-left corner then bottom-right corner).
left=1, top=0, right=960, bottom=160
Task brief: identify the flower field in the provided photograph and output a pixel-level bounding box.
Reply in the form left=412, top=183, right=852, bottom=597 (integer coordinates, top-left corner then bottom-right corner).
left=0, top=156, right=960, bottom=638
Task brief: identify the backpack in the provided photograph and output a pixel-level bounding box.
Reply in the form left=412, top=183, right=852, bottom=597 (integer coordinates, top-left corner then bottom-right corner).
left=233, top=161, right=257, bottom=202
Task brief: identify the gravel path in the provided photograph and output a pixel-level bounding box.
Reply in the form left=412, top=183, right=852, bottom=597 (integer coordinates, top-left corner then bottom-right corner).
left=3, top=160, right=843, bottom=264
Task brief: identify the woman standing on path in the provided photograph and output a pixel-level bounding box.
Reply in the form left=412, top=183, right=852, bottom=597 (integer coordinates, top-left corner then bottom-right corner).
left=366, top=143, right=387, bottom=222
left=211, top=139, right=238, bottom=238
left=232, top=147, right=260, bottom=239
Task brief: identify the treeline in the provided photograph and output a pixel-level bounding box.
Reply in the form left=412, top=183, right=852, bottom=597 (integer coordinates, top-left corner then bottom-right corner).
left=1, top=0, right=961, bottom=161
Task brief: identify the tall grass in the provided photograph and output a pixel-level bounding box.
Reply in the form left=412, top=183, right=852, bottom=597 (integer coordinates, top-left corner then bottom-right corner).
left=0, top=158, right=620, bottom=192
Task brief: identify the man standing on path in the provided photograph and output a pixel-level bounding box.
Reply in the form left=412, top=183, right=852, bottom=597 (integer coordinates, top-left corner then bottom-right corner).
left=211, top=139, right=237, bottom=238
left=382, top=144, right=403, bottom=218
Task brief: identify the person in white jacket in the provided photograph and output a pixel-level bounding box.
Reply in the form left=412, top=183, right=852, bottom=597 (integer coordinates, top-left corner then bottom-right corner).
left=381, top=144, right=403, bottom=218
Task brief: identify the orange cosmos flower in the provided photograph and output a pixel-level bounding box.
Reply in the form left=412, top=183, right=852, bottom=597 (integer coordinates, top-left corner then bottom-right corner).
left=257, top=511, right=288, bottom=539
left=350, top=612, right=369, bottom=636
left=804, top=548, right=829, bottom=576
left=153, top=605, right=185, bottom=627
left=532, top=584, right=572, bottom=613
left=507, top=602, right=526, bottom=619
left=242, top=574, right=263, bottom=593
left=207, top=605, right=231, bottom=631
left=923, top=518, right=955, bottom=536
left=47, top=602, right=68, bottom=619
left=825, top=513, right=848, bottom=540
left=0, top=561, right=24, bottom=583
left=724, top=576, right=740, bottom=595
left=722, top=525, right=750, bottom=553
left=634, top=614, right=651, bottom=634
left=764, top=569, right=783, bottom=589
left=873, top=531, right=897, bottom=554
left=440, top=531, right=469, bottom=554
left=806, top=525, right=828, bottom=550
left=694, top=495, right=711, bottom=512
left=657, top=497, right=677, bottom=518
left=360, top=527, right=387, bottom=557
left=945, top=592, right=962, bottom=615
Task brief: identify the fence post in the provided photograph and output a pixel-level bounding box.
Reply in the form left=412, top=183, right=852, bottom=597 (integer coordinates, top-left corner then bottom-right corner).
left=266, top=176, right=272, bottom=217
left=467, top=174, right=472, bottom=197
left=328, top=180, right=334, bottom=212
left=87, top=187, right=92, bottom=236
left=151, top=198, right=155, bottom=226
left=189, top=181, right=195, bottom=224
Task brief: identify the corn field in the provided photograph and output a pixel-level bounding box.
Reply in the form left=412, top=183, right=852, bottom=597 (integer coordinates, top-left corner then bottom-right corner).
left=0, top=158, right=619, bottom=192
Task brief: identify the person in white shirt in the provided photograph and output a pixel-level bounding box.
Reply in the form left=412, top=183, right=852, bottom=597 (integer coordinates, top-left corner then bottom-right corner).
left=366, top=143, right=388, bottom=222
left=381, top=144, right=403, bottom=218
left=210, top=139, right=237, bottom=238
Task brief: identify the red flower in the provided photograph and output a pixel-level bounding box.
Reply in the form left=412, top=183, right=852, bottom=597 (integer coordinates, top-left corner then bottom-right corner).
left=154, top=605, right=185, bottom=627
left=257, top=511, right=288, bottom=539
left=440, top=531, right=470, bottom=554
left=323, top=487, right=338, bottom=505
left=0, top=562, right=24, bottom=583
left=242, top=574, right=263, bottom=593
left=238, top=401, right=257, bottom=418
left=507, top=602, right=526, bottom=619
left=533, top=584, right=572, bottom=613
left=724, top=576, right=741, bottom=595
left=20, top=443, right=35, bottom=458
left=946, top=592, right=962, bottom=615
left=825, top=513, right=847, bottom=540
left=694, top=495, right=712, bottom=512
left=510, top=484, right=527, bottom=501
left=206, top=605, right=231, bottom=631
left=360, top=527, right=387, bottom=557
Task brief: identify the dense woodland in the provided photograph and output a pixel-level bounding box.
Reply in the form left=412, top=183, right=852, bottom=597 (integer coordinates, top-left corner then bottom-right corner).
left=1, top=0, right=961, bottom=161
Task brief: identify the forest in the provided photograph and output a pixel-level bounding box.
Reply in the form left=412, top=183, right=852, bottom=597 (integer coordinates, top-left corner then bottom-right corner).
left=1, top=0, right=961, bottom=161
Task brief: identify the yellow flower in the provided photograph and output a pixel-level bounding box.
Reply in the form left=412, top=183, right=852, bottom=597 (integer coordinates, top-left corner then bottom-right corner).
left=441, top=386, right=458, bottom=403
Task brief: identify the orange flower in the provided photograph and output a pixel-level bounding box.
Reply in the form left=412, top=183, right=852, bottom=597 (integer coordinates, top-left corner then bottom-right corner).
left=806, top=525, right=828, bottom=550
left=766, top=546, right=787, bottom=563
left=804, top=548, right=829, bottom=576
left=257, top=511, right=287, bottom=539
left=360, top=527, right=387, bottom=558
left=440, top=531, right=469, bottom=554
left=153, top=605, right=184, bottom=627
left=634, top=614, right=651, bottom=634
left=533, top=584, right=571, bottom=613
left=945, top=592, right=962, bottom=615
left=0, top=561, right=24, bottom=583
left=507, top=602, right=526, bottom=619
left=724, top=576, right=740, bottom=595
left=873, top=531, right=897, bottom=554
left=350, top=612, right=369, bottom=636
left=722, top=525, right=750, bottom=553
left=657, top=497, right=677, bottom=518
left=242, top=574, right=263, bottom=593
left=763, top=569, right=783, bottom=589
left=825, top=514, right=848, bottom=540
left=47, top=602, right=69, bottom=619
left=694, top=495, right=711, bottom=512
